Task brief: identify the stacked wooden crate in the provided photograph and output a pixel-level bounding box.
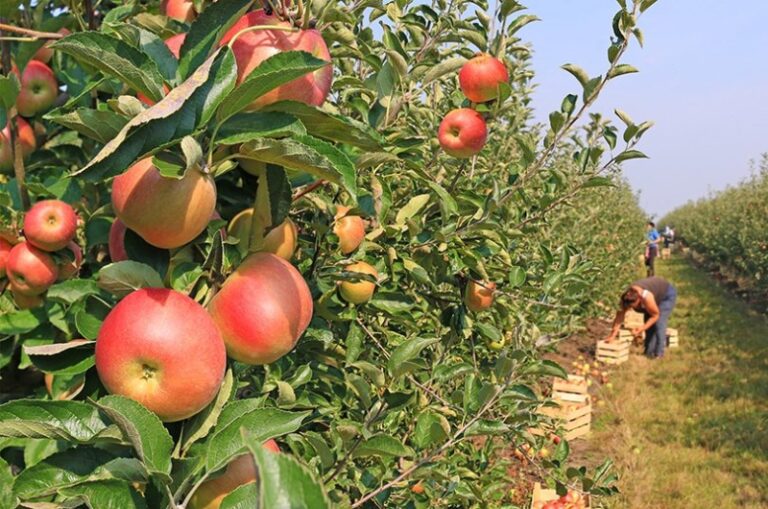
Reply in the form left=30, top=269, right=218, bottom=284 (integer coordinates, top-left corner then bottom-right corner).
left=661, top=247, right=671, bottom=259
left=623, top=309, right=644, bottom=329
left=531, top=482, right=591, bottom=508
left=667, top=327, right=679, bottom=348
left=533, top=375, right=592, bottom=441
left=596, top=339, right=631, bottom=364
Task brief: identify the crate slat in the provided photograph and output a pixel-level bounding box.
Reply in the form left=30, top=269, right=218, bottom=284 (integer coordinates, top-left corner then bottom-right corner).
left=596, top=340, right=630, bottom=364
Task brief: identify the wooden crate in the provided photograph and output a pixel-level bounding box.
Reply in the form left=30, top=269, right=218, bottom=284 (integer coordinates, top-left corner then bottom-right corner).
left=661, top=247, right=671, bottom=259
left=623, top=310, right=644, bottom=329
left=596, top=339, right=630, bottom=365
left=531, top=482, right=591, bottom=509
left=667, top=327, right=679, bottom=348
left=552, top=374, right=588, bottom=403
left=534, top=394, right=592, bottom=441
left=618, top=328, right=635, bottom=342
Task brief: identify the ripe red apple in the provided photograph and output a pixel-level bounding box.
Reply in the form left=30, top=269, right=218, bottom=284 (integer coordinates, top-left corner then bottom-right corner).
left=0, top=238, right=12, bottom=278
left=31, top=28, right=71, bottom=63
left=339, top=261, right=378, bottom=304
left=458, top=54, right=509, bottom=103
left=108, top=218, right=129, bottom=262
left=438, top=108, right=488, bottom=158
left=227, top=209, right=298, bottom=260
left=112, top=158, right=217, bottom=249
left=57, top=241, right=82, bottom=280
left=0, top=117, right=37, bottom=173
left=220, top=10, right=332, bottom=110
left=23, top=199, right=78, bottom=252
left=6, top=242, right=58, bottom=296
left=16, top=60, right=58, bottom=117
left=189, top=440, right=279, bottom=509
left=333, top=206, right=365, bottom=255
left=95, top=288, right=226, bottom=422
left=11, top=284, right=44, bottom=309
left=464, top=280, right=495, bottom=312
left=208, top=253, right=313, bottom=365
left=161, top=0, right=197, bottom=22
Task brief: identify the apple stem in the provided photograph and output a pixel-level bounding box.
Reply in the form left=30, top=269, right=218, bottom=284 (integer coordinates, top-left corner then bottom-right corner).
left=248, top=164, right=271, bottom=254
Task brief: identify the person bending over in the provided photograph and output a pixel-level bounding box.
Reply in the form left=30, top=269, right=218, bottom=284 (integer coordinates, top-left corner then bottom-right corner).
left=605, top=276, right=677, bottom=359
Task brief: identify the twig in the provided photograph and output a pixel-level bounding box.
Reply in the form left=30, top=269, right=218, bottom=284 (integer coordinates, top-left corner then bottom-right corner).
left=0, top=22, right=65, bottom=39
left=292, top=179, right=327, bottom=202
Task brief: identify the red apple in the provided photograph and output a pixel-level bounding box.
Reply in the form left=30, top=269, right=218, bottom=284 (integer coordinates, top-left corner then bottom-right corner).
left=161, top=0, right=197, bottom=23
left=0, top=117, right=37, bottom=173
left=0, top=238, right=12, bottom=278
left=438, top=108, right=488, bottom=158
left=6, top=241, right=58, bottom=296
left=333, top=206, right=365, bottom=255
left=208, top=252, right=313, bottom=365
left=458, top=54, right=509, bottom=103
left=339, top=261, right=378, bottom=304
left=227, top=209, right=298, bottom=260
left=57, top=241, right=82, bottom=280
left=220, top=10, right=332, bottom=110
left=464, top=280, right=495, bottom=312
left=108, top=218, right=129, bottom=262
left=112, top=158, right=217, bottom=249
left=31, top=28, right=71, bottom=64
left=23, top=199, right=78, bottom=252
left=16, top=60, right=58, bottom=117
left=11, top=284, right=45, bottom=309
left=189, top=440, right=279, bottom=509
left=95, top=288, right=226, bottom=422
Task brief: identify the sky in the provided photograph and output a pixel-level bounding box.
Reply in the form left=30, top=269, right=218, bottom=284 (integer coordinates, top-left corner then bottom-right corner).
left=523, top=0, right=768, bottom=218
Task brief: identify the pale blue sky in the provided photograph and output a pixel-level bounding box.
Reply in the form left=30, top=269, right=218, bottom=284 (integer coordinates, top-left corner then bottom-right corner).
left=524, top=0, right=768, bottom=217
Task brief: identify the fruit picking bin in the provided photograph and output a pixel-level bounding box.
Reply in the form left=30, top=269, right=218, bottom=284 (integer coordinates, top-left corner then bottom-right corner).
left=623, top=309, right=644, bottom=329
left=552, top=374, right=588, bottom=403
left=596, top=339, right=630, bottom=365
left=533, top=392, right=592, bottom=441
left=666, top=327, right=679, bottom=348
left=531, top=482, right=591, bottom=508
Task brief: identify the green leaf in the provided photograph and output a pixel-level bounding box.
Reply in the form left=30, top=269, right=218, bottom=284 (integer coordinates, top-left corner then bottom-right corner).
left=607, top=43, right=621, bottom=64
left=240, top=135, right=357, bottom=201
left=45, top=108, right=126, bottom=145
left=507, top=14, right=540, bottom=35
left=0, top=457, right=15, bottom=508
left=217, top=51, right=330, bottom=122
left=73, top=48, right=237, bottom=181
left=549, top=111, right=565, bottom=133
left=266, top=165, right=292, bottom=228
left=421, top=56, right=466, bottom=84
left=97, top=261, right=164, bottom=297
left=220, top=483, right=259, bottom=509
left=24, top=340, right=95, bottom=376
left=58, top=480, right=147, bottom=509
left=352, top=434, right=414, bottom=458
left=395, top=194, right=430, bottom=225
left=51, top=32, right=165, bottom=102
left=523, top=360, right=567, bottom=379
left=640, top=0, right=658, bottom=13
left=614, top=149, right=648, bottom=163
left=464, top=419, right=510, bottom=437
left=206, top=404, right=310, bottom=472
left=46, top=279, right=101, bottom=305
left=245, top=432, right=331, bottom=509
left=0, top=73, right=20, bottom=126
left=614, top=108, right=633, bottom=126
left=387, top=337, right=439, bottom=378
left=216, top=112, right=306, bottom=145
left=0, top=400, right=117, bottom=443
left=582, top=176, right=614, bottom=189
left=177, top=0, right=253, bottom=80
left=561, top=64, right=589, bottom=87
left=413, top=411, right=449, bottom=448
left=583, top=76, right=602, bottom=101
left=262, top=101, right=382, bottom=151
left=95, top=396, right=174, bottom=477
left=607, top=64, right=639, bottom=79
left=0, top=308, right=46, bottom=335
left=181, top=368, right=235, bottom=451
left=508, top=266, right=526, bottom=288
left=110, top=24, right=179, bottom=82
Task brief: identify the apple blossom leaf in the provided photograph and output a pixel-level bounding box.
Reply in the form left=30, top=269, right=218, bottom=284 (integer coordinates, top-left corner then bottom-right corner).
left=244, top=432, right=331, bottom=509
left=181, top=368, right=235, bottom=451
left=262, top=101, right=382, bottom=151
left=206, top=403, right=310, bottom=472
left=24, top=340, right=95, bottom=376
left=0, top=308, right=47, bottom=335
left=216, top=112, right=306, bottom=145
left=0, top=400, right=120, bottom=443
left=352, top=434, right=414, bottom=458
left=72, top=48, right=237, bottom=181
left=217, top=51, right=330, bottom=122
left=219, top=483, right=259, bottom=509
left=50, top=32, right=165, bottom=102
left=13, top=448, right=147, bottom=499
left=239, top=135, right=357, bottom=201
left=177, top=0, right=253, bottom=80
left=97, top=261, right=164, bottom=298
left=44, top=108, right=128, bottom=144
left=57, top=480, right=148, bottom=509
left=94, top=396, right=174, bottom=478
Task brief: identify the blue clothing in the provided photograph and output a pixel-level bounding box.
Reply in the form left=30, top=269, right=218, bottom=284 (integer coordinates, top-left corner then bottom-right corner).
left=644, top=284, right=677, bottom=358
left=647, top=229, right=660, bottom=250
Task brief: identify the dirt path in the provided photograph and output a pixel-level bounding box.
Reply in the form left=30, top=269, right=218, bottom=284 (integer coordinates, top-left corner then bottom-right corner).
left=581, top=257, right=768, bottom=509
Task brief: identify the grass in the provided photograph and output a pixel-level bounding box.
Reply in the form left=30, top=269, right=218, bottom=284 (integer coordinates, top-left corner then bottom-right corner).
left=584, top=256, right=768, bottom=509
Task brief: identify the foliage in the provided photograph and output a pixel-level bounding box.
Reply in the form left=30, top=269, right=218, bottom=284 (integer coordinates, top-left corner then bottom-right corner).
left=663, top=154, right=768, bottom=300
left=0, top=0, right=652, bottom=507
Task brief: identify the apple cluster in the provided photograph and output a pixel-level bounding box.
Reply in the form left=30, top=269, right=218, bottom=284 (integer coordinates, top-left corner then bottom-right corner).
left=0, top=200, right=82, bottom=308
left=437, top=54, right=509, bottom=159
left=533, top=490, right=588, bottom=509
